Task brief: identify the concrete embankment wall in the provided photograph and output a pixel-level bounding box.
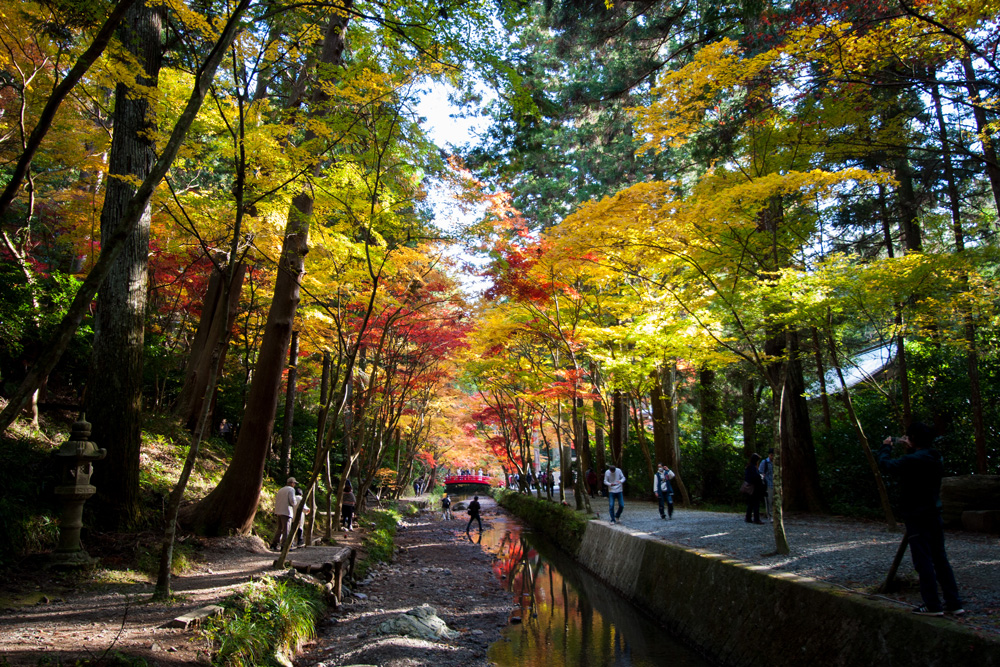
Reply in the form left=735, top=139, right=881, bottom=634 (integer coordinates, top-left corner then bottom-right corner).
left=498, top=494, right=1000, bottom=667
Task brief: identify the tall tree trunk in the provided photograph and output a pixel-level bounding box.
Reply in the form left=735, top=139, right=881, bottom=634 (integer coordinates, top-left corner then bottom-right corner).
left=631, top=396, right=655, bottom=491
left=181, top=13, right=349, bottom=535
left=698, top=367, right=724, bottom=499
left=931, top=72, right=988, bottom=472
left=766, top=330, right=824, bottom=512
left=894, top=143, right=924, bottom=426
left=307, top=350, right=331, bottom=543
left=741, top=374, right=756, bottom=459
left=878, top=182, right=895, bottom=258
left=894, top=154, right=922, bottom=252
left=811, top=327, right=831, bottom=431
left=880, top=175, right=911, bottom=427
left=961, top=56, right=1000, bottom=215
left=771, top=378, right=790, bottom=555
left=593, top=397, right=606, bottom=475
left=650, top=365, right=689, bottom=504
left=183, top=196, right=309, bottom=535
left=281, top=330, right=300, bottom=477
left=610, top=390, right=626, bottom=467
left=896, top=316, right=912, bottom=428
left=88, top=1, right=164, bottom=530
left=575, top=396, right=592, bottom=481
left=174, top=261, right=246, bottom=429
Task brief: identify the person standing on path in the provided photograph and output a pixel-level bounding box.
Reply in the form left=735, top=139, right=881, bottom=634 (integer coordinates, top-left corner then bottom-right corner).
left=341, top=481, right=357, bottom=532
left=653, top=463, right=675, bottom=519
left=293, top=487, right=310, bottom=547
left=604, top=464, right=626, bottom=524
left=879, top=422, right=964, bottom=617
left=270, top=477, right=297, bottom=550
left=744, top=455, right=765, bottom=524
left=466, top=495, right=482, bottom=533
left=758, top=448, right=774, bottom=520
left=441, top=493, right=453, bottom=520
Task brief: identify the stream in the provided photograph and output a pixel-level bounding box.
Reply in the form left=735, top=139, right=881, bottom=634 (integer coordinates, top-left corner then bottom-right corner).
left=475, top=512, right=714, bottom=667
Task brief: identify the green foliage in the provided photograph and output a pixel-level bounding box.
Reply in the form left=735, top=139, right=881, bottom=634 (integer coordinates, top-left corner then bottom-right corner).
left=620, top=438, right=651, bottom=497
left=268, top=408, right=320, bottom=484
left=0, top=267, right=89, bottom=398
left=816, top=347, right=1000, bottom=517
left=135, top=541, right=198, bottom=577
left=356, top=508, right=400, bottom=579
left=203, top=576, right=324, bottom=667
left=0, top=437, right=60, bottom=568
left=495, top=489, right=589, bottom=555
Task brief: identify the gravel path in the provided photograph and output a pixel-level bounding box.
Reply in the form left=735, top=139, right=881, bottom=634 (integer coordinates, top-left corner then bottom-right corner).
left=596, top=498, right=1000, bottom=635
left=299, top=497, right=512, bottom=667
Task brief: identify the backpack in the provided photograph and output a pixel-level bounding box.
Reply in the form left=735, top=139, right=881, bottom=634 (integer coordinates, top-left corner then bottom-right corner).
left=656, top=471, right=672, bottom=494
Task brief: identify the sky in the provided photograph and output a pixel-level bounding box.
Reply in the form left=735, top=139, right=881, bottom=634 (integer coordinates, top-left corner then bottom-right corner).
left=416, top=80, right=488, bottom=151
left=416, top=80, right=493, bottom=295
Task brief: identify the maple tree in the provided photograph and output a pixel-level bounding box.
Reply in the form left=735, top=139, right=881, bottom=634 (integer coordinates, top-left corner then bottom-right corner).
left=1, top=0, right=999, bottom=579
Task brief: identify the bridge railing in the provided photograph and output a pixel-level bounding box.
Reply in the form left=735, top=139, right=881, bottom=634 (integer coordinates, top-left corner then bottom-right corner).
left=443, top=475, right=492, bottom=485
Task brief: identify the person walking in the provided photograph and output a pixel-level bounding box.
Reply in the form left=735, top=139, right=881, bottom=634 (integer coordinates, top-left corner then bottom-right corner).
left=466, top=495, right=482, bottom=533
left=604, top=464, right=626, bottom=524
left=744, top=454, right=765, bottom=524
left=441, top=493, right=453, bottom=520
left=654, top=463, right=676, bottom=519
left=341, top=481, right=357, bottom=532
left=879, top=422, right=964, bottom=616
left=219, top=418, right=233, bottom=445
left=758, top=448, right=774, bottom=520
left=269, top=477, right=297, bottom=550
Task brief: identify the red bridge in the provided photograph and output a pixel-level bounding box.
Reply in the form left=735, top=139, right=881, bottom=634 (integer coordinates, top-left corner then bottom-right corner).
left=444, top=474, right=493, bottom=488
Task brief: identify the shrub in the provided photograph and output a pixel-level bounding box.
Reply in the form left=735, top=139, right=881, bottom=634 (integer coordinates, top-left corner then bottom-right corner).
left=203, top=576, right=324, bottom=667
left=495, top=490, right=589, bottom=555
left=0, top=436, right=60, bottom=568
left=356, top=508, right=400, bottom=579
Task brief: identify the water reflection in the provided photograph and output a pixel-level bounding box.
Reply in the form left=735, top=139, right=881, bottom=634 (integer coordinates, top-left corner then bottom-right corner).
left=482, top=517, right=711, bottom=667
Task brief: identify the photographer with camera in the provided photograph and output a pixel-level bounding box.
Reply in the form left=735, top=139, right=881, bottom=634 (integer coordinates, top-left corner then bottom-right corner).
left=878, top=422, right=963, bottom=617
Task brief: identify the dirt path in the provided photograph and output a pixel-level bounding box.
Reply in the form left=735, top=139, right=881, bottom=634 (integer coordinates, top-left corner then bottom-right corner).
left=0, top=500, right=514, bottom=666
left=0, top=535, right=280, bottom=666
left=296, top=496, right=514, bottom=667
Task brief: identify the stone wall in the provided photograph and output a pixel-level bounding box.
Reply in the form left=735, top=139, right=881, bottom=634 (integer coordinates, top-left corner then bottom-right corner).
left=499, top=495, right=1000, bottom=666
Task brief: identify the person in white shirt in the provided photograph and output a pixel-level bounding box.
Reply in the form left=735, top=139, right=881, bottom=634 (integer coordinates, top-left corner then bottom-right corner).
left=293, top=487, right=311, bottom=546
left=269, top=477, right=297, bottom=550
left=653, top=463, right=676, bottom=519
left=604, top=464, right=627, bottom=524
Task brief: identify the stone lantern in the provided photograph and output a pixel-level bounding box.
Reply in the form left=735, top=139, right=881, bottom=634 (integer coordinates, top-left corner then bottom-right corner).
left=51, top=417, right=106, bottom=567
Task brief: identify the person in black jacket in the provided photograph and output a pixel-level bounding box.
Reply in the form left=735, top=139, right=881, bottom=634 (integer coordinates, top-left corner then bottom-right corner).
left=744, top=453, right=765, bottom=524
left=879, top=422, right=964, bottom=616
left=466, top=495, right=482, bottom=533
